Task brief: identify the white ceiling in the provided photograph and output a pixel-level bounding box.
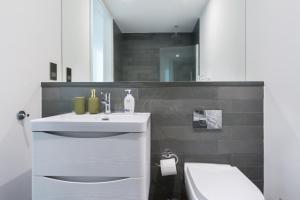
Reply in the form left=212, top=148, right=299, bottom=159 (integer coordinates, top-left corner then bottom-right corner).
left=103, top=0, right=208, bottom=33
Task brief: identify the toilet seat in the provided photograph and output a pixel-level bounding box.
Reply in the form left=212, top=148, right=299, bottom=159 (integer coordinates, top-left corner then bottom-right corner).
left=184, top=163, right=265, bottom=200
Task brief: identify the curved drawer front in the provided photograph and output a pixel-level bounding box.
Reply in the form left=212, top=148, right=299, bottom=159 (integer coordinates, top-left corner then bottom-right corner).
left=33, top=176, right=147, bottom=200
left=33, top=131, right=148, bottom=177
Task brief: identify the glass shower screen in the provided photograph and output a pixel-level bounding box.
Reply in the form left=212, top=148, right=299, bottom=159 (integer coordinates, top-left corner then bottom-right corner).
left=160, top=45, right=197, bottom=82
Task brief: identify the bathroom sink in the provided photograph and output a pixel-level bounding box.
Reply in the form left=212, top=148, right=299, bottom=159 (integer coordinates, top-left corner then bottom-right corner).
left=31, top=112, right=151, bottom=199
left=31, top=112, right=151, bottom=132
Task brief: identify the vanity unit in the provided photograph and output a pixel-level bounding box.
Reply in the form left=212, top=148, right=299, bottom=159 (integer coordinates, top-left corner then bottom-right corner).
left=31, top=112, right=151, bottom=200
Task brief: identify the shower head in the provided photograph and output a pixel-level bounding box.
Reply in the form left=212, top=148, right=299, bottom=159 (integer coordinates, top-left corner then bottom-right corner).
left=171, top=25, right=180, bottom=40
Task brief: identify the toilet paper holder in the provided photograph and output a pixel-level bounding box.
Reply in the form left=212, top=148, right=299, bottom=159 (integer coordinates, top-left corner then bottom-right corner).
left=155, top=149, right=179, bottom=167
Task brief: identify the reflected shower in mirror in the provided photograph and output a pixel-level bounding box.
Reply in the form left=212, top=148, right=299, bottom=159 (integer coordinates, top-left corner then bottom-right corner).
left=160, top=45, right=197, bottom=82
left=61, top=0, right=246, bottom=82
left=114, top=27, right=199, bottom=82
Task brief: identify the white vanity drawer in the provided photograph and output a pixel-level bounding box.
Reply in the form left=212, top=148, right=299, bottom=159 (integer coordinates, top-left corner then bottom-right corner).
left=33, top=176, right=148, bottom=200
left=33, top=131, right=149, bottom=177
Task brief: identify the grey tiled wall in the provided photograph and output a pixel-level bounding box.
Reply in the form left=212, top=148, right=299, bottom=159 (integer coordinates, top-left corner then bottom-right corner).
left=192, top=19, right=200, bottom=45
left=42, top=83, right=264, bottom=200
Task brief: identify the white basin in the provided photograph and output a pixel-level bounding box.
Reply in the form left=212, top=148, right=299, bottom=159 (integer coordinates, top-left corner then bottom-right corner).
left=31, top=112, right=151, bottom=132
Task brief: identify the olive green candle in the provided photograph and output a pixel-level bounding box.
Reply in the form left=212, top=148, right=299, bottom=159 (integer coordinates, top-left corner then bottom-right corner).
left=88, top=89, right=100, bottom=114
left=74, top=97, right=86, bottom=114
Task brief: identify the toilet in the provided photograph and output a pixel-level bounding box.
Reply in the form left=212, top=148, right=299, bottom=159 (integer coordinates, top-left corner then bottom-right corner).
left=184, top=163, right=265, bottom=200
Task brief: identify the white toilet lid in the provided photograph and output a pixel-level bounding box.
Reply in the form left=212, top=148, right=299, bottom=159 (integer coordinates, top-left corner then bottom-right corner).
left=186, top=163, right=264, bottom=200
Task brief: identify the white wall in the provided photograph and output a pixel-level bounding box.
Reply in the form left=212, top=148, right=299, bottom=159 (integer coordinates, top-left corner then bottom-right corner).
left=91, top=0, right=114, bottom=82
left=62, top=0, right=91, bottom=82
left=199, top=0, right=245, bottom=81
left=247, top=0, right=300, bottom=199
left=0, top=0, right=61, bottom=199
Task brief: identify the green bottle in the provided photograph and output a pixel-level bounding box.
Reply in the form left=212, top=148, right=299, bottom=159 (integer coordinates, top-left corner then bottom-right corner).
left=88, top=89, right=100, bottom=114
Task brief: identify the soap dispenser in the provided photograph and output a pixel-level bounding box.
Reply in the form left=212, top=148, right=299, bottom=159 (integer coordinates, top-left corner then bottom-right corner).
left=88, top=89, right=100, bottom=114
left=124, top=89, right=135, bottom=113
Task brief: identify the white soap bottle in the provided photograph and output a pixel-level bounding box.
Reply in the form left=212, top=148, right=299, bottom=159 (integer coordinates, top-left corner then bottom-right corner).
left=124, top=89, right=135, bottom=113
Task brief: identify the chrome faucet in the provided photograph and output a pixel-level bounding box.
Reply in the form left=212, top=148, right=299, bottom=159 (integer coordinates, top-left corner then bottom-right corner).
left=101, top=92, right=111, bottom=114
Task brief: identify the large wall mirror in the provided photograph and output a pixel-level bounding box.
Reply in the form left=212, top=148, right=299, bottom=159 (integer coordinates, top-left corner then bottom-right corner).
left=62, top=0, right=246, bottom=82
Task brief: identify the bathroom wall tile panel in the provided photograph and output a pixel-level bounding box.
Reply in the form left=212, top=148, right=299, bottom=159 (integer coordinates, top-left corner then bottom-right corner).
left=59, top=87, right=91, bottom=101
left=139, top=87, right=218, bottom=100
left=218, top=86, right=264, bottom=100
left=151, top=114, right=193, bottom=126
left=182, top=154, right=232, bottom=165
left=147, top=99, right=229, bottom=115
left=230, top=99, right=263, bottom=113
left=238, top=167, right=264, bottom=180
left=151, top=125, right=230, bottom=141
left=223, top=113, right=263, bottom=126
left=42, top=87, right=61, bottom=100
left=58, top=87, right=139, bottom=101
left=229, top=126, right=264, bottom=140
left=41, top=84, right=264, bottom=196
left=231, top=153, right=264, bottom=167
left=152, top=139, right=219, bottom=155
left=42, top=100, right=72, bottom=117
left=218, top=140, right=263, bottom=154
left=134, top=99, right=151, bottom=112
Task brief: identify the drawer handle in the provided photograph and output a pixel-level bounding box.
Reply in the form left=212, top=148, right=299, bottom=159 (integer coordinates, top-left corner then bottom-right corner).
left=43, top=131, right=131, bottom=138
left=44, top=176, right=130, bottom=184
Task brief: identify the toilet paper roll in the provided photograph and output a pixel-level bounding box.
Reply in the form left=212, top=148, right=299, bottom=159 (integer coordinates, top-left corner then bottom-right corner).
left=160, top=158, right=177, bottom=176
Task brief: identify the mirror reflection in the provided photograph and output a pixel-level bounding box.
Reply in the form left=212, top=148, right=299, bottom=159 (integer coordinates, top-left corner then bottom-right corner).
left=62, top=0, right=246, bottom=82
